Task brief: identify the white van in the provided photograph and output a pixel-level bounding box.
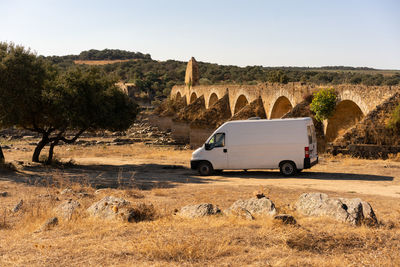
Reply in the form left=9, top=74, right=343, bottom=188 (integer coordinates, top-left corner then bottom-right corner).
left=191, top=117, right=318, bottom=176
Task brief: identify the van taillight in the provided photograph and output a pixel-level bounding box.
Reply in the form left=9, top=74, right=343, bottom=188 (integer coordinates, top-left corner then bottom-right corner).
left=305, top=147, right=309, bottom=158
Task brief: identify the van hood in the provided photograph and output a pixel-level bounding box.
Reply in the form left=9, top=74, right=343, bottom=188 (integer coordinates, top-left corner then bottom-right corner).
left=191, top=147, right=204, bottom=160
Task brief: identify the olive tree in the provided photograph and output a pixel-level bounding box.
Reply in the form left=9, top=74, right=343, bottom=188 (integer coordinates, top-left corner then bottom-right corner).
left=0, top=43, right=138, bottom=163
left=387, top=102, right=400, bottom=132
left=310, top=88, right=338, bottom=122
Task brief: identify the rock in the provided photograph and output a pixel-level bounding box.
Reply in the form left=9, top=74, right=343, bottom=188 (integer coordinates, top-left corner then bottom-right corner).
left=225, top=206, right=254, bottom=220
left=359, top=200, right=378, bottom=226
left=87, top=196, right=135, bottom=222
left=274, top=214, right=297, bottom=225
left=36, top=217, right=58, bottom=232
left=295, top=193, right=378, bottom=226
left=12, top=199, right=23, bottom=212
left=60, top=188, right=74, bottom=195
left=228, top=197, right=276, bottom=217
left=54, top=199, right=80, bottom=220
left=94, top=189, right=107, bottom=195
left=0, top=191, right=8, bottom=197
left=177, top=203, right=221, bottom=218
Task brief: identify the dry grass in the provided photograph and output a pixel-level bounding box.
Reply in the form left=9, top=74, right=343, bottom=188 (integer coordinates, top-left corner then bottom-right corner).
left=388, top=153, right=400, bottom=162
left=1, top=185, right=400, bottom=266
left=1, top=141, right=400, bottom=265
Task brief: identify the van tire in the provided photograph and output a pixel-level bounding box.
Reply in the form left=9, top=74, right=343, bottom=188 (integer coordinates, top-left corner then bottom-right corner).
left=280, top=161, right=297, bottom=176
left=198, top=161, right=213, bottom=176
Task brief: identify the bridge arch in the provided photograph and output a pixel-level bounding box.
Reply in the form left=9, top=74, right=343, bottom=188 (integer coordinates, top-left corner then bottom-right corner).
left=233, top=95, right=249, bottom=114
left=190, top=92, right=198, bottom=104
left=270, top=96, right=293, bottom=119
left=325, top=100, right=364, bottom=142
left=208, top=93, right=219, bottom=108
left=176, top=91, right=182, bottom=100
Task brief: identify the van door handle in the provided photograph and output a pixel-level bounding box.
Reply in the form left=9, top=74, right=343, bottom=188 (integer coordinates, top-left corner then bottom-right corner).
left=223, top=149, right=227, bottom=153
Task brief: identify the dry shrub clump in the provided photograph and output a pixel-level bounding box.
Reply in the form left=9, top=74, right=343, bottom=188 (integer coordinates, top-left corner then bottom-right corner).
left=230, top=97, right=266, bottom=121
left=131, top=218, right=247, bottom=262
left=0, top=162, right=17, bottom=172
left=130, top=203, right=157, bottom=222
left=174, top=96, right=206, bottom=122
left=336, top=92, right=400, bottom=146
left=191, top=94, right=232, bottom=129
left=154, top=97, right=186, bottom=117
left=388, top=153, right=400, bottom=162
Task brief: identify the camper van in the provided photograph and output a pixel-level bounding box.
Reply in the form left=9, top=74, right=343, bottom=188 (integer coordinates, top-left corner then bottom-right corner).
left=191, top=117, right=318, bottom=176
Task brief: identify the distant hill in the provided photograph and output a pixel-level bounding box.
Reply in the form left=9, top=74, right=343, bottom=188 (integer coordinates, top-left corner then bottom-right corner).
left=43, top=49, right=400, bottom=103
left=74, top=59, right=133, bottom=65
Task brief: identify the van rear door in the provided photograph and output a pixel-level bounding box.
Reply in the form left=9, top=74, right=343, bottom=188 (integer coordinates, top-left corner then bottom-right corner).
left=307, top=125, right=318, bottom=159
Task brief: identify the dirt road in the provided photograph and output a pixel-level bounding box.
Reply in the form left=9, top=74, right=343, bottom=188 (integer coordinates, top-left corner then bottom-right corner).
left=2, top=142, right=400, bottom=199
left=71, top=149, right=400, bottom=198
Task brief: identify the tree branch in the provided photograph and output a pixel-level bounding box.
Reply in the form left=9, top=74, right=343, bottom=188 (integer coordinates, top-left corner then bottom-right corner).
left=48, top=130, right=66, bottom=142
left=59, top=128, right=86, bottom=144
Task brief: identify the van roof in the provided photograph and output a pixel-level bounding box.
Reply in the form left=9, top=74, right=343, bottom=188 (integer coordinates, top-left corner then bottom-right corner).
left=226, top=117, right=312, bottom=124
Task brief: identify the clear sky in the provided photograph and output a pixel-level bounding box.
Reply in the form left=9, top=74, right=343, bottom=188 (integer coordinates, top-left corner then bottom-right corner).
left=1, top=0, right=399, bottom=69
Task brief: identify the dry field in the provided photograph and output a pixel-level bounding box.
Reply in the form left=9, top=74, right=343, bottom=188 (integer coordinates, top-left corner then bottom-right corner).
left=1, top=139, right=400, bottom=266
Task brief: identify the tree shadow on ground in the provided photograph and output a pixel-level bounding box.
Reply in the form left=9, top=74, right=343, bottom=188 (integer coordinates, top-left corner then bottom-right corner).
left=219, top=170, right=393, bottom=181
left=0, top=163, right=213, bottom=190
left=1, top=164, right=393, bottom=190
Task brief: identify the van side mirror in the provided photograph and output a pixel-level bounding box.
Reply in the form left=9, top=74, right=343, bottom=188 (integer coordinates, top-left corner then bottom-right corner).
left=205, top=143, right=211, bottom=150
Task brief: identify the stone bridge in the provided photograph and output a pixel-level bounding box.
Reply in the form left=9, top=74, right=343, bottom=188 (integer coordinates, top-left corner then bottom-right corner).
left=170, top=58, right=400, bottom=142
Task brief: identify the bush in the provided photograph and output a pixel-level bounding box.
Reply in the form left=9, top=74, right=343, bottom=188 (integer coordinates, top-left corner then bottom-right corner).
left=386, top=103, right=400, bottom=132
left=310, top=88, right=338, bottom=122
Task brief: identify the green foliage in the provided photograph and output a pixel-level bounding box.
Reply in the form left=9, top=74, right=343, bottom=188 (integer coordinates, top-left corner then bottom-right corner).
left=387, top=103, right=400, bottom=132
left=45, top=50, right=400, bottom=103
left=199, top=78, right=212, bottom=85
left=310, top=88, right=338, bottom=122
left=78, top=49, right=151, bottom=60
left=0, top=42, right=138, bottom=163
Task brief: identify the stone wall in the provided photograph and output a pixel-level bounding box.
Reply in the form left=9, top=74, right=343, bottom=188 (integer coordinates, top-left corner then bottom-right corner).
left=171, top=83, right=400, bottom=119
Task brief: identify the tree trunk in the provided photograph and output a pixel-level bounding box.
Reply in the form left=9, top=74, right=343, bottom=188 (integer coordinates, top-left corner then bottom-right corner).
left=32, top=136, right=49, bottom=162
left=46, top=140, right=58, bottom=165
left=0, top=145, right=4, bottom=164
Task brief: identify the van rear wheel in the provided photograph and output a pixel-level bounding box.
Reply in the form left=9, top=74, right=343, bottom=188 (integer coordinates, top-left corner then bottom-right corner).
left=280, top=161, right=297, bottom=176
left=198, top=161, right=213, bottom=176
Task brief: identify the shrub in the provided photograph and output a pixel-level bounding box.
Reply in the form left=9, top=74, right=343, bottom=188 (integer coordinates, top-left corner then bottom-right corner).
left=310, top=88, right=338, bottom=122
left=386, top=102, right=400, bottom=132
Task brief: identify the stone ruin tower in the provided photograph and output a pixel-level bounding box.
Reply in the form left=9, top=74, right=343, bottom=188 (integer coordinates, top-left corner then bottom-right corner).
left=185, top=57, right=199, bottom=87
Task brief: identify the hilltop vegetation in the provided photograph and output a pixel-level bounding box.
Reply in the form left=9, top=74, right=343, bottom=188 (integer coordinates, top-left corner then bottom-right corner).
left=43, top=49, right=400, bottom=102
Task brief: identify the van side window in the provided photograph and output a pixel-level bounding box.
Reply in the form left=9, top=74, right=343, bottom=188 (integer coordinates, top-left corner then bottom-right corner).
left=214, top=133, right=225, bottom=147
left=206, top=133, right=225, bottom=149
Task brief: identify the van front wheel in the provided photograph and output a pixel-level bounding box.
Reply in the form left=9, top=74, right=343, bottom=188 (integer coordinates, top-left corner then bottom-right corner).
left=198, top=161, right=213, bottom=176
left=280, top=161, right=297, bottom=176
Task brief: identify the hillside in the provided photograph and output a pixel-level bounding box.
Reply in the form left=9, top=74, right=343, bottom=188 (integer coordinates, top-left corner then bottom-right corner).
left=44, top=49, right=400, bottom=103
